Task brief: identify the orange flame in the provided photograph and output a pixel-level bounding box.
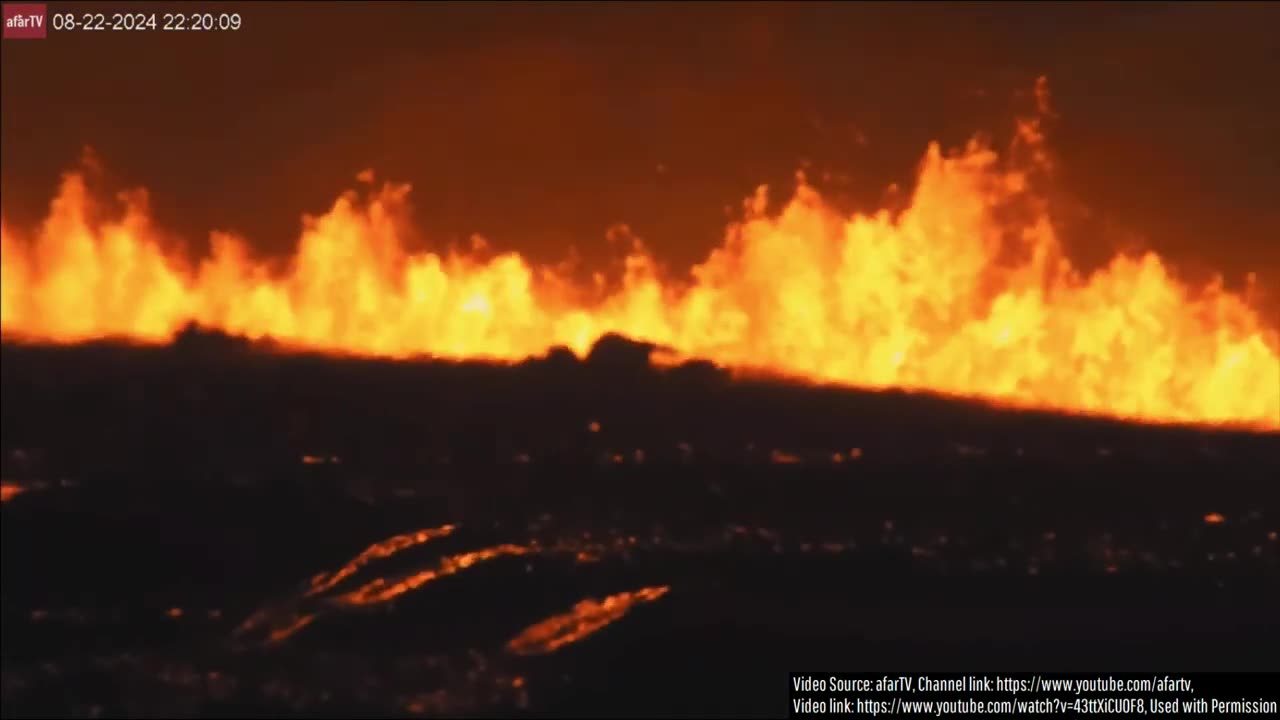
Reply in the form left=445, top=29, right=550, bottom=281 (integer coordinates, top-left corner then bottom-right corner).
left=2, top=85, right=1277, bottom=429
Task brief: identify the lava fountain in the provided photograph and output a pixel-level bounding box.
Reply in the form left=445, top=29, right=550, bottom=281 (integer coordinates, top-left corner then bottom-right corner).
left=2, top=80, right=1277, bottom=429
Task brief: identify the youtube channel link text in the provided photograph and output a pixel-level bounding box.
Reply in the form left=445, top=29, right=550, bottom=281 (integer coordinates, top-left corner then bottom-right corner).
left=788, top=672, right=1279, bottom=717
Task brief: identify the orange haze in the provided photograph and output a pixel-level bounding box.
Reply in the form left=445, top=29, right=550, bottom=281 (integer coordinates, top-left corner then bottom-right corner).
left=2, top=84, right=1278, bottom=430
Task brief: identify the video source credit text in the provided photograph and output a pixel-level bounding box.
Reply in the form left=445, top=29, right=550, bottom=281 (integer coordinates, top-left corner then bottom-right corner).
left=788, top=673, right=1278, bottom=716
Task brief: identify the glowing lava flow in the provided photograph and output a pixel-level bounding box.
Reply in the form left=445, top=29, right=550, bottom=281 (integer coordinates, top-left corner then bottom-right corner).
left=305, top=524, right=457, bottom=598
left=0, top=482, right=25, bottom=503
left=505, top=585, right=671, bottom=656
left=2, top=88, right=1277, bottom=428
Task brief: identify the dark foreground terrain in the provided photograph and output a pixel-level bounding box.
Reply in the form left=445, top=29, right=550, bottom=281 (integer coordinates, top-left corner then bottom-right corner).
left=3, top=329, right=1279, bottom=717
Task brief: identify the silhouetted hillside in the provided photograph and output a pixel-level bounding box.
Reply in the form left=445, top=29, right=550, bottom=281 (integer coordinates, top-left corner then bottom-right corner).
left=2, top=327, right=1274, bottom=482
left=2, top=328, right=1278, bottom=718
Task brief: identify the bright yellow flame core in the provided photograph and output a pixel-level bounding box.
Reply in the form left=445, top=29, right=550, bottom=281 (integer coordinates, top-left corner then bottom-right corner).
left=2, top=137, right=1277, bottom=429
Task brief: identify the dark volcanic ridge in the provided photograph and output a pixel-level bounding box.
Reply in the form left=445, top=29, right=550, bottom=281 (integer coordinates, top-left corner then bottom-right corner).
left=2, top=324, right=1276, bottom=478
left=3, top=327, right=1280, bottom=719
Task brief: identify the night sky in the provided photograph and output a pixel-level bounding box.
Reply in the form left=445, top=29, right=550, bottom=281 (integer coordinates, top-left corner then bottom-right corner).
left=3, top=1, right=1278, bottom=309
